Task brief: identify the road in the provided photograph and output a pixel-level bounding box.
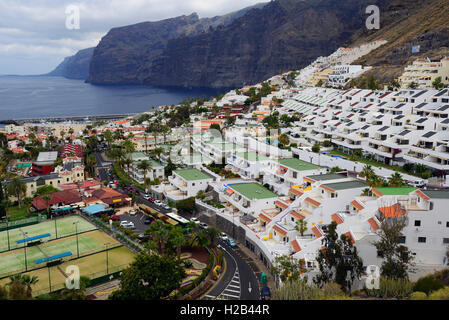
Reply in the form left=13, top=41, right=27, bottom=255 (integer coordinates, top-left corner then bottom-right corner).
left=202, top=238, right=260, bottom=300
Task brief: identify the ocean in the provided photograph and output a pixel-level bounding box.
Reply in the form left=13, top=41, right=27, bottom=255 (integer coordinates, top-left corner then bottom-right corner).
left=0, top=76, right=221, bottom=121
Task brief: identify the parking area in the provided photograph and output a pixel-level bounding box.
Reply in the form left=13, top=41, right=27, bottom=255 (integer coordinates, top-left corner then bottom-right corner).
left=117, top=210, right=153, bottom=235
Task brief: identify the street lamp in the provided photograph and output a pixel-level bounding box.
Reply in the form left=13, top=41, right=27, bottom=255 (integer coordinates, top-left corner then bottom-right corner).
left=23, top=232, right=28, bottom=271
left=73, top=221, right=79, bottom=258
left=54, top=214, right=58, bottom=239
left=105, top=242, right=110, bottom=274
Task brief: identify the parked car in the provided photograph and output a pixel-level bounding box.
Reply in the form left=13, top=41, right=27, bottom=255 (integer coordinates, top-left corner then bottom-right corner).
left=120, top=221, right=135, bottom=229
left=226, top=238, right=237, bottom=247
left=220, top=232, right=228, bottom=241
left=199, top=222, right=209, bottom=229
left=407, top=179, right=428, bottom=188
left=129, top=209, right=137, bottom=216
left=154, top=200, right=162, bottom=206
left=144, top=216, right=154, bottom=224
left=110, top=215, right=120, bottom=221
left=190, top=217, right=200, bottom=225
left=143, top=194, right=151, bottom=200
left=163, top=204, right=171, bottom=210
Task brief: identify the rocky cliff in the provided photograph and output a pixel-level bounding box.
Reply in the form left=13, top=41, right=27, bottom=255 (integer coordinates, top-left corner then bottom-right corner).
left=46, top=47, right=94, bottom=80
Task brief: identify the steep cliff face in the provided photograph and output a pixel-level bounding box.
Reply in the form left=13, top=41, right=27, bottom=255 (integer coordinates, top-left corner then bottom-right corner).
left=47, top=47, right=94, bottom=79
left=87, top=0, right=391, bottom=88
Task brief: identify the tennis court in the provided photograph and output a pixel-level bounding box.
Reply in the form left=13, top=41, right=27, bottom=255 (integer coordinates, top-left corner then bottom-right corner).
left=0, top=215, right=96, bottom=252
left=0, top=246, right=136, bottom=296
left=0, top=229, right=120, bottom=276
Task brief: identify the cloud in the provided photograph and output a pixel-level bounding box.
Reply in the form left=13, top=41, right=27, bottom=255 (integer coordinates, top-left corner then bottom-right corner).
left=0, top=0, right=265, bottom=74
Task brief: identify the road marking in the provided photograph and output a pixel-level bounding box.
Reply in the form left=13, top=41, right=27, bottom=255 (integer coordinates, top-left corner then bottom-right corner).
left=228, top=284, right=240, bottom=289
left=221, top=293, right=240, bottom=299
left=224, top=288, right=240, bottom=294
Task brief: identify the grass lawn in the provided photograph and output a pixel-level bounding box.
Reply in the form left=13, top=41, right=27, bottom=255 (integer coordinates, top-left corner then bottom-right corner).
left=326, top=149, right=419, bottom=177
left=7, top=206, right=35, bottom=221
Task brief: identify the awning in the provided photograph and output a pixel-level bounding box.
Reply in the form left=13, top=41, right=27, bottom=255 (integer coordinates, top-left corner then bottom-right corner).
left=258, top=213, right=272, bottom=223
left=273, top=225, right=287, bottom=237
left=112, top=199, right=122, bottom=203
left=226, top=188, right=234, bottom=195
left=52, top=206, right=73, bottom=212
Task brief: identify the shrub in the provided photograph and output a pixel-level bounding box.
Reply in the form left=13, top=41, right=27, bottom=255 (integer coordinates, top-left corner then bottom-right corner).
left=367, top=277, right=413, bottom=299
left=428, top=286, right=449, bottom=300
left=410, top=291, right=427, bottom=300
left=413, top=276, right=445, bottom=295
left=322, top=282, right=344, bottom=297
left=432, top=268, right=449, bottom=286
left=272, top=279, right=324, bottom=300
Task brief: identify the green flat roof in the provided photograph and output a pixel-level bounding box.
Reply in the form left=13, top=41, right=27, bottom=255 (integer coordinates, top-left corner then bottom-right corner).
left=306, top=173, right=347, bottom=181
left=374, top=187, right=417, bottom=196
left=422, top=190, right=449, bottom=199
left=322, top=180, right=367, bottom=191
left=128, top=152, right=149, bottom=160
left=228, top=182, right=278, bottom=200
left=150, top=160, right=163, bottom=168
left=236, top=152, right=269, bottom=162
left=278, top=158, right=320, bottom=171
left=174, top=169, right=212, bottom=181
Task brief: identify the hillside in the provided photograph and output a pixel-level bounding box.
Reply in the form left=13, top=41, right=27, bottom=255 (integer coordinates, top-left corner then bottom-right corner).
left=46, top=47, right=94, bottom=80
left=350, top=0, right=449, bottom=84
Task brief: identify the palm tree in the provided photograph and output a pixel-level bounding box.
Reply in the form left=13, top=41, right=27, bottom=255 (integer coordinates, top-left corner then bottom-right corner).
left=147, top=220, right=170, bottom=254
left=85, top=154, right=97, bottom=178
left=360, top=165, right=375, bottom=179
left=361, top=188, right=371, bottom=196
left=153, top=147, right=164, bottom=161
left=122, top=157, right=133, bottom=177
left=23, top=197, right=33, bottom=216
left=1, top=199, right=11, bottom=220
left=42, top=195, right=51, bottom=216
left=388, top=172, right=406, bottom=187
left=137, top=160, right=152, bottom=184
left=295, top=219, right=307, bottom=236
left=190, top=229, right=210, bottom=248
left=6, top=178, right=27, bottom=208
left=21, top=275, right=39, bottom=298
left=205, top=226, right=221, bottom=248
left=168, top=226, right=186, bottom=259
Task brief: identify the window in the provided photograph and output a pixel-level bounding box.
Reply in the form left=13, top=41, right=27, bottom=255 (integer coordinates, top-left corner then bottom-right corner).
left=443, top=238, right=449, bottom=244
left=447, top=222, right=449, bottom=228
left=418, top=237, right=426, bottom=243
left=414, top=220, right=421, bottom=227
left=430, top=202, right=434, bottom=210
left=399, top=236, right=406, bottom=244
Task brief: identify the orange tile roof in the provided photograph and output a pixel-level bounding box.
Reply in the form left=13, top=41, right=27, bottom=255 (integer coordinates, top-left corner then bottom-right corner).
left=258, top=213, right=272, bottom=223
left=379, top=203, right=406, bottom=219
left=368, top=217, right=380, bottom=231
left=311, top=226, right=322, bottom=239
left=273, top=225, right=287, bottom=236
left=343, top=231, right=355, bottom=244
left=290, top=211, right=305, bottom=220
left=331, top=213, right=344, bottom=225
left=305, top=197, right=321, bottom=208
left=320, top=185, right=335, bottom=193
left=289, top=188, right=304, bottom=197
left=291, top=240, right=301, bottom=253
left=275, top=200, right=288, bottom=209
left=351, top=200, right=364, bottom=212
left=415, top=189, right=430, bottom=201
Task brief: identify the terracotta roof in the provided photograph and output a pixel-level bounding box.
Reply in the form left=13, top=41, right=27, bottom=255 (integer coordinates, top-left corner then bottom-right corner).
left=290, top=211, right=305, bottom=220
left=343, top=231, right=355, bottom=244
left=415, top=189, right=430, bottom=201
left=351, top=200, right=364, bottom=212
left=311, top=226, right=323, bottom=238
left=368, top=217, right=380, bottom=231
left=305, top=197, right=321, bottom=208
left=291, top=240, right=301, bottom=253
left=275, top=200, right=288, bottom=209
left=331, top=213, right=344, bottom=224
left=379, top=203, right=407, bottom=219
left=258, top=213, right=272, bottom=223
left=32, top=190, right=81, bottom=211
left=273, top=225, right=287, bottom=236
left=320, top=185, right=335, bottom=193
left=289, top=188, right=304, bottom=197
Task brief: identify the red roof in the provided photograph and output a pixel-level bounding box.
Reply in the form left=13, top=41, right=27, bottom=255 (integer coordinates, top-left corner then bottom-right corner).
left=415, top=189, right=430, bottom=201
left=368, top=217, right=380, bottom=231
left=289, top=188, right=304, bottom=197
left=275, top=200, right=288, bottom=209
left=32, top=190, right=81, bottom=211
left=273, top=225, right=287, bottom=236
left=331, top=213, right=344, bottom=224
left=351, top=200, right=364, bottom=212
left=291, top=240, right=301, bottom=253
left=343, top=231, right=355, bottom=244
left=379, top=203, right=406, bottom=219
left=312, top=226, right=323, bottom=238
left=305, top=197, right=321, bottom=207
left=258, top=213, right=272, bottom=223
left=290, top=211, right=305, bottom=220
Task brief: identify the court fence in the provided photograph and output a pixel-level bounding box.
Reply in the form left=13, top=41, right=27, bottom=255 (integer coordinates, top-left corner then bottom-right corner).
left=0, top=215, right=47, bottom=232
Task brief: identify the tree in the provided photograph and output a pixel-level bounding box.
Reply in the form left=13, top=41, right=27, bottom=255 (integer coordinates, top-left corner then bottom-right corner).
left=42, top=195, right=51, bottom=216
left=153, top=147, right=164, bottom=161
left=23, top=197, right=33, bottom=216
left=145, top=220, right=170, bottom=254
left=57, top=276, right=90, bottom=300
left=360, top=165, right=375, bottom=180
left=432, top=76, right=445, bottom=90
left=314, top=221, right=364, bottom=293
left=311, top=143, right=320, bottom=153
left=85, top=154, right=97, bottom=177
left=0, top=184, right=6, bottom=218
left=9, top=274, right=39, bottom=298
left=189, top=229, right=210, bottom=248
left=205, top=226, right=221, bottom=248
left=373, top=216, right=413, bottom=280
left=35, top=184, right=59, bottom=196
left=6, top=178, right=27, bottom=208
left=122, top=157, right=133, bottom=177
left=295, top=219, right=308, bottom=236
left=137, top=160, right=152, bottom=184
left=272, top=255, right=307, bottom=283
left=279, top=134, right=290, bottom=147
left=176, top=197, right=196, bottom=213
left=167, top=226, right=187, bottom=259
left=408, top=82, right=418, bottom=89
left=109, top=253, right=185, bottom=300
left=388, top=172, right=406, bottom=187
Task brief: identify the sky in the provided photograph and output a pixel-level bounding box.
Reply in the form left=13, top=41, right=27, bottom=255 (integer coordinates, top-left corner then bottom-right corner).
left=0, top=0, right=265, bottom=75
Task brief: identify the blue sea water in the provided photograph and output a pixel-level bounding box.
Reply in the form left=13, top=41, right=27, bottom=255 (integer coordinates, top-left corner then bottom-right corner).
left=0, top=76, right=221, bottom=120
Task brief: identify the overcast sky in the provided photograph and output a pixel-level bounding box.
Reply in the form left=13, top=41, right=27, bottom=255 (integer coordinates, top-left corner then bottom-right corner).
left=0, top=0, right=265, bottom=75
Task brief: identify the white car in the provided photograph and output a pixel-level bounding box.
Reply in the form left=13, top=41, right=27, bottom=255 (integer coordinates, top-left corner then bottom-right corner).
left=154, top=200, right=162, bottom=206
left=199, top=222, right=209, bottom=229
left=220, top=232, right=228, bottom=241
left=120, top=221, right=135, bottom=229
left=190, top=217, right=200, bottom=225
left=129, top=209, right=137, bottom=216
left=143, top=194, right=151, bottom=200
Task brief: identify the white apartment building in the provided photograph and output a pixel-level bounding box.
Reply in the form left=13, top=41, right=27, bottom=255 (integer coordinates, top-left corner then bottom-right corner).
left=399, top=57, right=449, bottom=89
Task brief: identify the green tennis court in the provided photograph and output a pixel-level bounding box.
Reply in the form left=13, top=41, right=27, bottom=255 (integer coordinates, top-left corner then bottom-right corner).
left=0, top=215, right=96, bottom=252
left=0, top=229, right=120, bottom=276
